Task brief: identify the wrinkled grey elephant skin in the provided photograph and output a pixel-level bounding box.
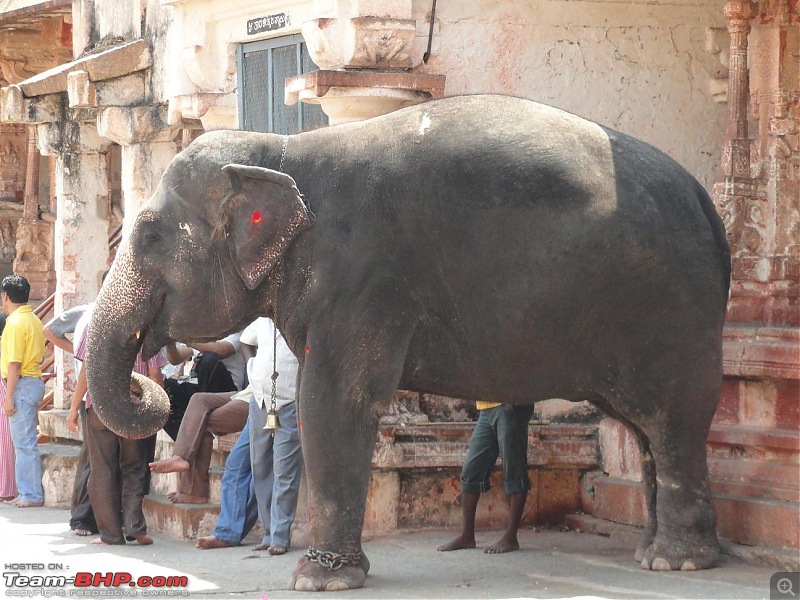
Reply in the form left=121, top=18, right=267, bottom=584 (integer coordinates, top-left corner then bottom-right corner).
left=86, top=95, right=730, bottom=591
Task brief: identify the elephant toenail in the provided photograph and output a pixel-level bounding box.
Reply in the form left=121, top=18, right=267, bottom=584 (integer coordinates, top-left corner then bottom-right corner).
left=651, top=557, right=672, bottom=571
left=680, top=560, right=697, bottom=571
left=640, top=557, right=651, bottom=569
left=292, top=576, right=318, bottom=592
left=324, top=579, right=351, bottom=591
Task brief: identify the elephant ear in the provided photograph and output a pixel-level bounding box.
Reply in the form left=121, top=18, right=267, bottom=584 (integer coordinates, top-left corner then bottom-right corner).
left=220, top=163, right=314, bottom=290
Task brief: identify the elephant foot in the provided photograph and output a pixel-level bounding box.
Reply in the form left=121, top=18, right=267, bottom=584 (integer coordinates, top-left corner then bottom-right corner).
left=290, top=555, right=366, bottom=591
left=639, top=536, right=719, bottom=571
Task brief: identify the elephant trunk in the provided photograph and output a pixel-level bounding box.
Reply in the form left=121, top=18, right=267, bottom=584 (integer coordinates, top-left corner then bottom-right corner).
left=85, top=248, right=170, bottom=439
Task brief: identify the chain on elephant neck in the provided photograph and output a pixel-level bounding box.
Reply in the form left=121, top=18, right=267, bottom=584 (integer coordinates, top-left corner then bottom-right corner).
left=279, top=135, right=289, bottom=172
left=268, top=321, right=279, bottom=435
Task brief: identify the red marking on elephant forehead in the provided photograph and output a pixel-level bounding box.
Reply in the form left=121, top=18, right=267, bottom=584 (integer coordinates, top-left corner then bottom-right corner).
left=251, top=211, right=262, bottom=224
left=298, top=421, right=303, bottom=429
left=305, top=345, right=311, bottom=354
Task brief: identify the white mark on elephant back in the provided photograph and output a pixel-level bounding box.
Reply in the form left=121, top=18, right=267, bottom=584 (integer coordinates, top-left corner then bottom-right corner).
left=418, top=114, right=432, bottom=135
left=179, top=222, right=192, bottom=236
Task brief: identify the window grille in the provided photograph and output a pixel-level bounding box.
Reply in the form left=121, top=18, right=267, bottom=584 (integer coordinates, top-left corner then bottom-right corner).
left=237, top=34, right=328, bottom=134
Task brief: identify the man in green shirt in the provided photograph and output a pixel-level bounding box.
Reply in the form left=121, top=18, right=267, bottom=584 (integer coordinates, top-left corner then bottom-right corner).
left=2, top=275, right=45, bottom=508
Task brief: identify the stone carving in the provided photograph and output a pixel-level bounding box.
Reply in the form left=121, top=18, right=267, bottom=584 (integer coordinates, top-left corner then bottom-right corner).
left=303, top=17, right=417, bottom=70
left=713, top=0, right=799, bottom=325
left=0, top=218, right=16, bottom=262
left=14, top=219, right=52, bottom=272
left=0, top=59, right=37, bottom=86
left=381, top=391, right=430, bottom=425
left=355, top=18, right=413, bottom=66
left=705, top=28, right=731, bottom=103
left=0, top=134, right=24, bottom=200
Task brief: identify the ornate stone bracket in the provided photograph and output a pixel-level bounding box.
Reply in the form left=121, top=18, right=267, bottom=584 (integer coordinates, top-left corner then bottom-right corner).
left=303, top=17, right=419, bottom=70
left=285, top=69, right=446, bottom=124
left=166, top=92, right=238, bottom=131
left=97, top=106, right=181, bottom=146
left=0, top=86, right=62, bottom=124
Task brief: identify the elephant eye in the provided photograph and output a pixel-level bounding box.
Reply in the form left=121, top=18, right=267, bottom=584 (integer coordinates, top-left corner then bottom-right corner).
left=142, top=230, right=163, bottom=245
left=134, top=219, right=171, bottom=255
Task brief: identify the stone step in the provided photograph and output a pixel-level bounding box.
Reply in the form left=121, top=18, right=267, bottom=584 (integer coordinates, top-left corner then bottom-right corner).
left=149, top=466, right=225, bottom=503
left=583, top=472, right=800, bottom=551
left=708, top=456, right=800, bottom=502
left=142, top=494, right=220, bottom=541
left=149, top=431, right=237, bottom=504
left=39, top=441, right=81, bottom=508
left=153, top=431, right=236, bottom=469
left=39, top=421, right=598, bottom=550
left=707, top=424, right=800, bottom=457
left=142, top=494, right=312, bottom=547
left=563, top=512, right=800, bottom=571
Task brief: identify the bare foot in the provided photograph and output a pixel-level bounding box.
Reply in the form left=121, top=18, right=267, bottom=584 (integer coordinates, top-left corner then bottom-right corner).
left=437, top=534, right=476, bottom=552
left=73, top=529, right=93, bottom=537
left=196, top=536, right=235, bottom=550
left=168, top=493, right=207, bottom=504
left=149, top=456, right=190, bottom=473
left=484, top=535, right=519, bottom=554
left=4, top=497, right=43, bottom=508
left=269, top=545, right=287, bottom=555
left=91, top=538, right=106, bottom=545
left=134, top=534, right=153, bottom=545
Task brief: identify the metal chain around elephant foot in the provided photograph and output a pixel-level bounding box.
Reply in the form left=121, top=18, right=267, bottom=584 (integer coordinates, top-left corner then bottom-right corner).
left=305, top=547, right=364, bottom=571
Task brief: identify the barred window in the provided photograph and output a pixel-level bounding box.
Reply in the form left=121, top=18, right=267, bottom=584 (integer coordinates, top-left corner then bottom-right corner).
left=237, top=34, right=328, bottom=134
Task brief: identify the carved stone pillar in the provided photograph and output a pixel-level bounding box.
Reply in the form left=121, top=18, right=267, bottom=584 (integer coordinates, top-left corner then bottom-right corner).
left=722, top=1, right=755, bottom=180
left=37, top=121, right=113, bottom=409
left=0, top=123, right=25, bottom=277
left=704, top=1, right=800, bottom=554
left=13, top=126, right=54, bottom=300
left=714, top=1, right=758, bottom=266
left=749, top=1, right=800, bottom=316
left=714, top=0, right=799, bottom=326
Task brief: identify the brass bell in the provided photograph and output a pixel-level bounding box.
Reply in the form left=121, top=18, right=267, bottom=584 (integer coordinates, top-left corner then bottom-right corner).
left=263, top=407, right=281, bottom=432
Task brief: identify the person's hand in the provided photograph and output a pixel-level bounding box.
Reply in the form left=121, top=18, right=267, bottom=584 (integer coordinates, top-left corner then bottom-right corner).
left=67, top=406, right=79, bottom=433
left=3, top=400, right=14, bottom=417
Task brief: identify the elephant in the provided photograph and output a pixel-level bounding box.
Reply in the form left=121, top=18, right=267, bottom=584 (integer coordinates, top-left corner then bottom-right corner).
left=86, top=94, right=730, bottom=591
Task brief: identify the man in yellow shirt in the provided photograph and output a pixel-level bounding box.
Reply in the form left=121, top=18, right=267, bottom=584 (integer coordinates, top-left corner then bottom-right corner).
left=438, top=401, right=534, bottom=554
left=2, top=275, right=45, bottom=508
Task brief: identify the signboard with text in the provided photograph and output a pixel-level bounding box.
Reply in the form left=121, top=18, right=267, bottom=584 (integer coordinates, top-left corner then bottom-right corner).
left=247, top=13, right=290, bottom=36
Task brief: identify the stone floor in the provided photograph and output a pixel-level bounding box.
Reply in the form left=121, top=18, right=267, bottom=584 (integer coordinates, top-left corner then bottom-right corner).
left=1, top=503, right=792, bottom=599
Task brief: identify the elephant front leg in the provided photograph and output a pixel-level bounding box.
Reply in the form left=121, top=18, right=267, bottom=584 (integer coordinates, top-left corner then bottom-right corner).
left=289, top=327, right=408, bottom=591
left=290, top=394, right=378, bottom=591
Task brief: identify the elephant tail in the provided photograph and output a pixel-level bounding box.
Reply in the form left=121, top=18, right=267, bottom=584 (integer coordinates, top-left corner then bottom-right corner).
left=696, top=182, right=731, bottom=303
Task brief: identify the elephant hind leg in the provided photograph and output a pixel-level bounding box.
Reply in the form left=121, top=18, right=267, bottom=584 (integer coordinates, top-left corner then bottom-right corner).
left=592, top=404, right=657, bottom=563
left=632, top=430, right=657, bottom=563
left=599, top=384, right=720, bottom=571
left=639, top=428, right=719, bottom=571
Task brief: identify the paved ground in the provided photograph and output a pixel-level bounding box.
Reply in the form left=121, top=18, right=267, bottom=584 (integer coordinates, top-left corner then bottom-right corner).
left=0, top=504, right=787, bottom=599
